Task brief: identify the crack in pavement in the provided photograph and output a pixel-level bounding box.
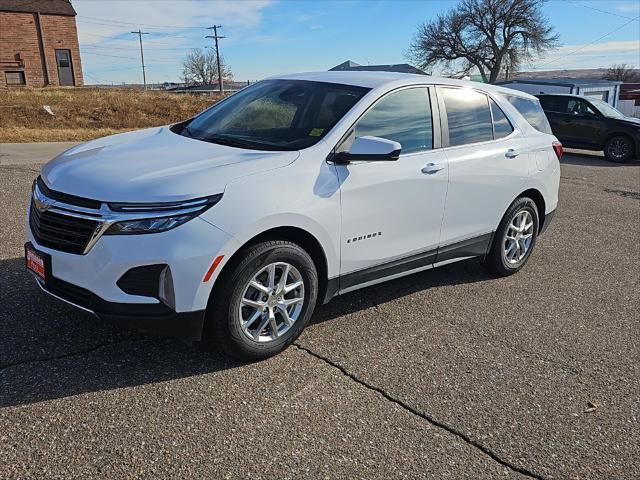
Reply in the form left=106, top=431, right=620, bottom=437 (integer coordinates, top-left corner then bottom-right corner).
left=293, top=343, right=548, bottom=480
left=0, top=339, right=144, bottom=373
left=0, top=331, right=557, bottom=479
left=604, top=188, right=640, bottom=201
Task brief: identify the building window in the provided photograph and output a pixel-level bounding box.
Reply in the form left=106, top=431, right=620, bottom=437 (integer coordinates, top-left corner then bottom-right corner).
left=5, top=71, right=26, bottom=86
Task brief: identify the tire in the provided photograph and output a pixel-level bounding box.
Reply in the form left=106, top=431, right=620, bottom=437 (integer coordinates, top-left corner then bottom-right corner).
left=604, top=135, right=634, bottom=163
left=204, top=240, right=318, bottom=361
left=483, top=197, right=539, bottom=277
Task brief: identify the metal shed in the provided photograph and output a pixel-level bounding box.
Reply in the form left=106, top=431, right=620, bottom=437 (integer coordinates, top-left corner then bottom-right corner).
left=497, top=78, right=622, bottom=107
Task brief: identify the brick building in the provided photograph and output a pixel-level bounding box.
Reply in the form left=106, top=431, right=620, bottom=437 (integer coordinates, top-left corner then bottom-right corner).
left=0, top=0, right=83, bottom=87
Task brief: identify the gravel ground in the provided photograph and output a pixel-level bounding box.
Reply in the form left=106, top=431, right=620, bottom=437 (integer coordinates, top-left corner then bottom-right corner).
left=0, top=145, right=638, bottom=479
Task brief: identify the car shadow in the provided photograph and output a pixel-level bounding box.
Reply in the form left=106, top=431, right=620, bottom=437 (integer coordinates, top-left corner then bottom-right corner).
left=312, top=258, right=491, bottom=325
left=561, top=150, right=640, bottom=167
left=0, top=255, right=490, bottom=407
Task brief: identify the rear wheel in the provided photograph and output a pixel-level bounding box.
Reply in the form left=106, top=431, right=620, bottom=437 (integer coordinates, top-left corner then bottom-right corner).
left=604, top=135, right=634, bottom=163
left=204, top=240, right=318, bottom=361
left=483, top=197, right=539, bottom=276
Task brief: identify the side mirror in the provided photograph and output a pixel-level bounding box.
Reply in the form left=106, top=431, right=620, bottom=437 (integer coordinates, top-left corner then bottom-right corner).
left=335, top=136, right=401, bottom=163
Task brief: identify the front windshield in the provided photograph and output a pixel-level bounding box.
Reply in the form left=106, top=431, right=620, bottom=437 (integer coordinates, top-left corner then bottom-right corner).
left=589, top=99, right=625, bottom=119
left=177, top=79, right=370, bottom=151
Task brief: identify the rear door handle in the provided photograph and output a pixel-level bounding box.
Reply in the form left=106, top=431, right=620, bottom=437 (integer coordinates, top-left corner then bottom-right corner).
left=505, top=149, right=519, bottom=159
left=421, top=162, right=445, bottom=174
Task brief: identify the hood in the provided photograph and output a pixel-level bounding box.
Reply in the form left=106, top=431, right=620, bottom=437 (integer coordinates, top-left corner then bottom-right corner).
left=614, top=116, right=640, bottom=126
left=41, top=126, right=299, bottom=203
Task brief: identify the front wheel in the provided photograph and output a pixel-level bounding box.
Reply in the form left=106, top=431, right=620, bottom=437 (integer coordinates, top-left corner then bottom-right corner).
left=204, top=240, right=318, bottom=361
left=483, top=197, right=539, bottom=277
left=604, top=135, right=634, bottom=163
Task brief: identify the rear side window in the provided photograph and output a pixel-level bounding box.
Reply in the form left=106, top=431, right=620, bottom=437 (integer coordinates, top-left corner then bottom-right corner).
left=504, top=94, right=552, bottom=134
left=355, top=87, right=433, bottom=154
left=490, top=99, right=513, bottom=139
left=538, top=96, right=568, bottom=113
left=440, top=88, right=493, bottom=146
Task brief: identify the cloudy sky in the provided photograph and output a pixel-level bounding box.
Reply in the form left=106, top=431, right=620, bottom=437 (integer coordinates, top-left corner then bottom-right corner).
left=73, top=0, right=640, bottom=85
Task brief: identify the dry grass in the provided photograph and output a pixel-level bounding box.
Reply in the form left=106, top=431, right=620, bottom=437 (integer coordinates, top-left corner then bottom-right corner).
left=0, top=87, right=223, bottom=143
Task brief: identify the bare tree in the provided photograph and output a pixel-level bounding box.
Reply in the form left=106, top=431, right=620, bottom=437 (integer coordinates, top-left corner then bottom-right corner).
left=181, top=48, right=233, bottom=86
left=602, top=64, right=640, bottom=83
left=408, top=0, right=559, bottom=83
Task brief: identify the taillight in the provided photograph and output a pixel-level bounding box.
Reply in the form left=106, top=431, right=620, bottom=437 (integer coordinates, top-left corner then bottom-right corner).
left=552, top=141, right=563, bottom=160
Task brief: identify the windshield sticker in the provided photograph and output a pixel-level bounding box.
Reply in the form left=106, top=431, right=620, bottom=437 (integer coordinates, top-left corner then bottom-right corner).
left=309, top=128, right=324, bottom=137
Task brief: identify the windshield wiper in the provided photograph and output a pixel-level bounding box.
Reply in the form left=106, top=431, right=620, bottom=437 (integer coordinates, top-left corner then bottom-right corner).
left=201, top=134, right=289, bottom=151
left=201, top=134, right=255, bottom=148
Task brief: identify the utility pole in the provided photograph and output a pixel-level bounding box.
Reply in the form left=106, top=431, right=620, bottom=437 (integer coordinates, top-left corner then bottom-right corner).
left=131, top=29, right=149, bottom=90
left=206, top=25, right=225, bottom=92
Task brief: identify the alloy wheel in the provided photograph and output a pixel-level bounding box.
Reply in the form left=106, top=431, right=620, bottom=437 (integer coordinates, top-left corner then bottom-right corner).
left=503, top=210, right=534, bottom=265
left=238, top=262, right=305, bottom=342
left=607, top=138, right=630, bottom=161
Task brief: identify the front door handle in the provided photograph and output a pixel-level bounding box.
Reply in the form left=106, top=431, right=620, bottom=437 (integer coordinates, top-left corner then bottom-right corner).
left=505, top=149, right=519, bottom=159
left=421, top=162, right=444, bottom=174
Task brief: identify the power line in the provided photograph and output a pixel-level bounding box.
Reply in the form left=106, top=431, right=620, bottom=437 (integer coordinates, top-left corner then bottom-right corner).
left=77, top=20, right=201, bottom=42
left=83, top=72, right=112, bottom=84
left=81, top=48, right=184, bottom=64
left=206, top=25, right=225, bottom=92
left=79, top=30, right=174, bottom=46
left=80, top=50, right=138, bottom=60
left=77, top=15, right=207, bottom=30
left=91, top=65, right=168, bottom=73
left=82, top=43, right=197, bottom=53
left=567, top=1, right=638, bottom=20
left=131, top=30, right=150, bottom=89
left=533, top=16, right=639, bottom=70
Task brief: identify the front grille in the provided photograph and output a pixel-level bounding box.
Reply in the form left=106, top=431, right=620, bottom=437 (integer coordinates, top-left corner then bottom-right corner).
left=29, top=202, right=99, bottom=254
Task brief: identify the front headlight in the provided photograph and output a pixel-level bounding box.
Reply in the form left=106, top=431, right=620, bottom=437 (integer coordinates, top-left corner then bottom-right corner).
left=104, top=214, right=196, bottom=235
left=104, top=193, right=222, bottom=235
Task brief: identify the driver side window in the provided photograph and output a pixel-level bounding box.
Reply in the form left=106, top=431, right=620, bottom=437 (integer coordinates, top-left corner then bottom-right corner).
left=566, top=99, right=596, bottom=116
left=355, top=87, right=433, bottom=154
left=582, top=101, right=597, bottom=116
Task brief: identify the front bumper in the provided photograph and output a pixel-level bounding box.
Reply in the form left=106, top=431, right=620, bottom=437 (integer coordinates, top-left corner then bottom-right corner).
left=35, top=274, right=206, bottom=341
left=26, top=207, right=239, bottom=340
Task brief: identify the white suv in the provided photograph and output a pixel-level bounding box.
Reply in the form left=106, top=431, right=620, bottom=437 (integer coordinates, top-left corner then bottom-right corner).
left=26, top=72, right=561, bottom=360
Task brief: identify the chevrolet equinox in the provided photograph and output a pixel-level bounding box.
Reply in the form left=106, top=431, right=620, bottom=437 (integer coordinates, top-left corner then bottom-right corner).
left=26, top=72, right=561, bottom=360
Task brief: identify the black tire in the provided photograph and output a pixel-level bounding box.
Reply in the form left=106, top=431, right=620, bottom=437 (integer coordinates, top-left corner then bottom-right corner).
left=604, top=135, right=634, bottom=163
left=483, top=197, right=539, bottom=277
left=204, top=240, right=318, bottom=361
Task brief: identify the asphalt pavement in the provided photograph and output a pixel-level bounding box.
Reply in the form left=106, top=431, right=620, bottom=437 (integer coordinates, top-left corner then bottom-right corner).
left=1, top=144, right=639, bottom=479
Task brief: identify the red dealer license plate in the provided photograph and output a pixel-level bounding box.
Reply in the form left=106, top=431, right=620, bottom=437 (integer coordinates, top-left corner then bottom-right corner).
left=25, top=244, right=47, bottom=282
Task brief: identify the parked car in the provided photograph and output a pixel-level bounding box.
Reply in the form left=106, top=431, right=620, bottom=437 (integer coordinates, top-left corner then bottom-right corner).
left=536, top=94, right=640, bottom=162
left=26, top=72, right=561, bottom=360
